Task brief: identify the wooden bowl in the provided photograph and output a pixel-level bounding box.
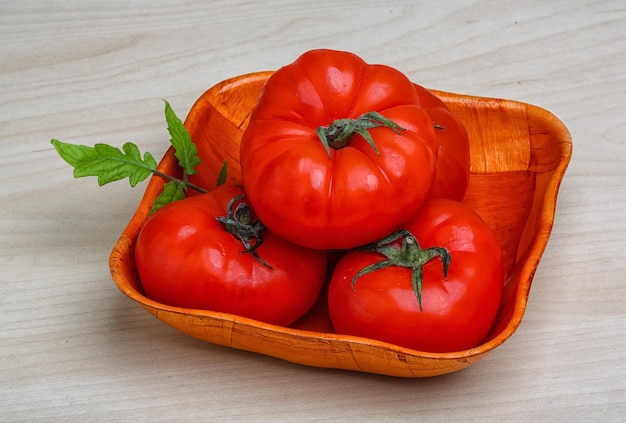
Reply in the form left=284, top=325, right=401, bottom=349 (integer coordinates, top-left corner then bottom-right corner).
left=109, top=72, right=572, bottom=377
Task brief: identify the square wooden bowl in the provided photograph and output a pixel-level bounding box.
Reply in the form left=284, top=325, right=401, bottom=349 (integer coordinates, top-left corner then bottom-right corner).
left=109, top=72, right=572, bottom=378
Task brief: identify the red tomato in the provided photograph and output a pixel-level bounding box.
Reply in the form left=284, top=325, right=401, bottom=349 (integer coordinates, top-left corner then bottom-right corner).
left=240, top=49, right=438, bottom=250
left=414, top=84, right=470, bottom=201
left=134, top=184, right=327, bottom=326
left=327, top=198, right=503, bottom=353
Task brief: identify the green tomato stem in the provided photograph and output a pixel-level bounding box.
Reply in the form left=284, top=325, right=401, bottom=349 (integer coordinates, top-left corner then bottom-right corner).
left=316, top=111, right=405, bottom=158
left=351, top=229, right=451, bottom=310
left=216, top=194, right=273, bottom=269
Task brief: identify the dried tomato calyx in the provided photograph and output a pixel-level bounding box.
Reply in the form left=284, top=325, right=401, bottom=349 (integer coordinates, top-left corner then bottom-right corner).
left=350, top=229, right=450, bottom=310
left=216, top=194, right=273, bottom=269
left=316, top=111, right=405, bottom=159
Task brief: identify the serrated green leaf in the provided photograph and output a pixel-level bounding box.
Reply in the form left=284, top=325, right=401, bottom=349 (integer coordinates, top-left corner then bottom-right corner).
left=164, top=100, right=201, bottom=176
left=150, top=180, right=186, bottom=214
left=51, top=139, right=157, bottom=187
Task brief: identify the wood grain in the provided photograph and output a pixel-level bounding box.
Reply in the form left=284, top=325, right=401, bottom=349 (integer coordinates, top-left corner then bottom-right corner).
left=2, top=0, right=625, bottom=421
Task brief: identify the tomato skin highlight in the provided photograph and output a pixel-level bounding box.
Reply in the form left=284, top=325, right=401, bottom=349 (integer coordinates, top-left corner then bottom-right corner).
left=240, top=49, right=438, bottom=250
left=134, top=184, right=328, bottom=327
left=327, top=198, right=504, bottom=353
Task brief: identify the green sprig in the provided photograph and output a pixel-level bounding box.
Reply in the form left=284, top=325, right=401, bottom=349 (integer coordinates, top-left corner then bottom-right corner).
left=51, top=100, right=213, bottom=213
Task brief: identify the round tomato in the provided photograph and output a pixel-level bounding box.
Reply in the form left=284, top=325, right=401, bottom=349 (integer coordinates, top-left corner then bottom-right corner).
left=327, top=198, right=503, bottom=353
left=134, top=183, right=328, bottom=326
left=414, top=84, right=470, bottom=201
left=240, top=49, right=438, bottom=250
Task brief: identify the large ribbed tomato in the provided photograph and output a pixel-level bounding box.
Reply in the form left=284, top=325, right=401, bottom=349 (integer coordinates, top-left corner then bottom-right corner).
left=239, top=49, right=438, bottom=250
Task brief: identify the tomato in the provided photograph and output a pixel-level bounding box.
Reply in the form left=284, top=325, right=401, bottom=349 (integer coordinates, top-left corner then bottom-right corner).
left=239, top=49, right=438, bottom=250
left=134, top=183, right=328, bottom=326
left=414, top=84, right=470, bottom=201
left=327, top=198, right=503, bottom=353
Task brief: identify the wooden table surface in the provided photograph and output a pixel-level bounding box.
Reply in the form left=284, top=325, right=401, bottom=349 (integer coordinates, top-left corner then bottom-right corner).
left=2, top=1, right=625, bottom=421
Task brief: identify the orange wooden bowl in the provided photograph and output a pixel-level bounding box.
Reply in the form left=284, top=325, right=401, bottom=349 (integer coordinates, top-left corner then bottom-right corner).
left=109, top=72, right=572, bottom=377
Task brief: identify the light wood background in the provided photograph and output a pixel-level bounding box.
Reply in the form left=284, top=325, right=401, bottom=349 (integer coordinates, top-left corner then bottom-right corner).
left=2, top=1, right=625, bottom=421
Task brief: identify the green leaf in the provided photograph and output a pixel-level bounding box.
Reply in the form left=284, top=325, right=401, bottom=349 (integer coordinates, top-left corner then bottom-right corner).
left=51, top=139, right=157, bottom=187
left=217, top=160, right=228, bottom=186
left=164, top=100, right=201, bottom=176
left=52, top=101, right=207, bottom=213
left=150, top=180, right=186, bottom=214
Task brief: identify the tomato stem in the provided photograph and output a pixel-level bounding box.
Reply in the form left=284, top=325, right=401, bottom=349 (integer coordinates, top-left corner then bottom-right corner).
left=316, top=111, right=405, bottom=158
left=216, top=194, right=273, bottom=269
left=351, top=229, right=450, bottom=310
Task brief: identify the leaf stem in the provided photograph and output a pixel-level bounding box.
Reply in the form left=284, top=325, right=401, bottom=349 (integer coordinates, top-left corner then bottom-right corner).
left=151, top=168, right=208, bottom=194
